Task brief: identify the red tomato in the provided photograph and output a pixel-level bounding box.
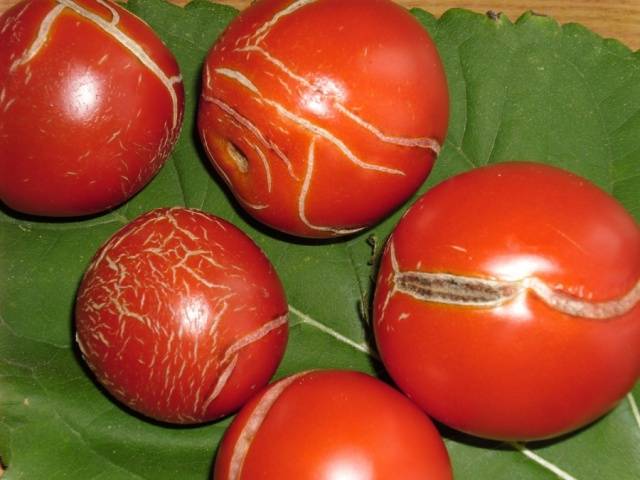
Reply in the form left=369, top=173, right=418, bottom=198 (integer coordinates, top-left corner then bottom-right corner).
left=198, top=0, right=448, bottom=238
left=213, top=370, right=453, bottom=480
left=0, top=0, right=184, bottom=217
left=75, top=207, right=288, bottom=424
left=374, top=161, right=640, bottom=441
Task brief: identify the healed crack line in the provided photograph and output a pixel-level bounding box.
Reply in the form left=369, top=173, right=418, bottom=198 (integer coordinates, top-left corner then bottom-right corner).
left=203, top=93, right=295, bottom=181
left=244, top=0, right=318, bottom=46
left=200, top=313, right=288, bottom=414
left=299, top=138, right=364, bottom=235
left=231, top=45, right=440, bottom=155
left=9, top=3, right=65, bottom=72
left=14, top=0, right=182, bottom=129
left=227, top=372, right=307, bottom=480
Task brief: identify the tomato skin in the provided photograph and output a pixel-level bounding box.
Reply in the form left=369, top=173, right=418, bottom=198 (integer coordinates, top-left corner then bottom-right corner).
left=198, top=0, right=448, bottom=238
left=0, top=0, right=184, bottom=217
left=373, top=161, right=640, bottom=441
left=213, top=370, right=452, bottom=480
left=75, top=207, right=288, bottom=424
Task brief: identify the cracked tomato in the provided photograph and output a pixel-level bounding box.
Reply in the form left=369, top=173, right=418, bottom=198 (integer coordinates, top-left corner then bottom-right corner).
left=75, top=207, right=288, bottom=424
left=213, top=370, right=453, bottom=480
left=198, top=0, right=448, bottom=238
left=0, top=0, right=184, bottom=217
left=374, top=161, right=640, bottom=441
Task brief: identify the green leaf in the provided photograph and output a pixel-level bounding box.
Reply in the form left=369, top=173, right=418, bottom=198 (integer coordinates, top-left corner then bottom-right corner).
left=1, top=1, right=639, bottom=479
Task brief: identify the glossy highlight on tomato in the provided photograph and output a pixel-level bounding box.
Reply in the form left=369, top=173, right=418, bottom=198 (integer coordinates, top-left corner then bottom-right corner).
left=0, top=0, right=184, bottom=217
left=198, top=0, right=449, bottom=238
left=213, top=370, right=453, bottom=480
left=75, top=207, right=288, bottom=424
left=374, top=161, right=640, bottom=441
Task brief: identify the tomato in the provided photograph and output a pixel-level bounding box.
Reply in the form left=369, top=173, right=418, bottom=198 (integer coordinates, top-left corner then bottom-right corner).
left=75, top=207, right=288, bottom=424
left=198, top=0, right=448, bottom=238
left=213, top=369, right=452, bottom=480
left=0, top=0, right=184, bottom=217
left=374, top=161, right=640, bottom=441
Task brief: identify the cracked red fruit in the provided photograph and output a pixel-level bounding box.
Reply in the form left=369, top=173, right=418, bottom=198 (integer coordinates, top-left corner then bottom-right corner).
left=374, top=161, right=640, bottom=441
left=213, top=370, right=453, bottom=480
left=198, top=0, right=448, bottom=238
left=0, top=0, right=184, bottom=217
left=75, top=207, right=288, bottom=424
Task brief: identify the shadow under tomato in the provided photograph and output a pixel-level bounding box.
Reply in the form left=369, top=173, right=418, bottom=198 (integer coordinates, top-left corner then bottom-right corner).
left=435, top=410, right=611, bottom=450
left=0, top=198, right=115, bottom=224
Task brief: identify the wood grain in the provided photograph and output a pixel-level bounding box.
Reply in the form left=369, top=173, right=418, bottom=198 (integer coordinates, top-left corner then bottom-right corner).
left=0, top=0, right=638, bottom=50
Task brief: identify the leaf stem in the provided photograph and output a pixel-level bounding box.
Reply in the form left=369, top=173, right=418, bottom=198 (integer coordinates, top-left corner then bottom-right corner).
left=509, top=442, right=578, bottom=480
left=288, top=305, right=378, bottom=359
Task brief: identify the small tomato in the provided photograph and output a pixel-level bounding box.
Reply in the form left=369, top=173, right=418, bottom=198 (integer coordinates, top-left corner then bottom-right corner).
left=75, top=207, right=288, bottom=424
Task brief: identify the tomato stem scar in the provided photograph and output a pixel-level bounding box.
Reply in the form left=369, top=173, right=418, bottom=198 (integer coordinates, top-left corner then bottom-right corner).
left=226, top=141, right=250, bottom=173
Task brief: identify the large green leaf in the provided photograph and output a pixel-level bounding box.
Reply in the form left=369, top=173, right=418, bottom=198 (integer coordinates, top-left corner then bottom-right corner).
left=1, top=1, right=639, bottom=478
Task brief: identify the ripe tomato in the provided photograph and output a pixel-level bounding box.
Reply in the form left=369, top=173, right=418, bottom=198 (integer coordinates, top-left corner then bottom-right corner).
left=0, top=0, right=184, bottom=217
left=75, top=207, right=288, bottom=424
left=374, top=161, right=640, bottom=441
left=198, top=0, right=448, bottom=238
left=213, top=369, right=452, bottom=480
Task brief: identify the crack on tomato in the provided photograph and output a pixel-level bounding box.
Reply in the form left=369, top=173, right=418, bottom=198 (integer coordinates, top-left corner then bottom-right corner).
left=298, top=138, right=365, bottom=235
left=200, top=313, right=288, bottom=415
left=396, top=271, right=521, bottom=306
left=203, top=0, right=443, bottom=236
left=9, top=3, right=65, bottom=72
left=76, top=208, right=289, bottom=422
left=10, top=0, right=182, bottom=129
left=387, top=241, right=640, bottom=319
left=227, top=372, right=307, bottom=480
left=242, top=0, right=318, bottom=46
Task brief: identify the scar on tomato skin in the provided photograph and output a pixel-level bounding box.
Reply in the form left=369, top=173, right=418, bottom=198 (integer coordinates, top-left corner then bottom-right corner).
left=387, top=241, right=640, bottom=320
left=9, top=3, right=66, bottom=72
left=226, top=141, right=250, bottom=173
left=24, top=0, right=183, bottom=129
left=230, top=45, right=441, bottom=154
left=203, top=94, right=294, bottom=180
left=226, top=371, right=308, bottom=480
left=209, top=67, right=412, bottom=177
left=298, top=138, right=366, bottom=235
left=200, top=313, right=288, bottom=415
left=243, top=0, right=318, bottom=47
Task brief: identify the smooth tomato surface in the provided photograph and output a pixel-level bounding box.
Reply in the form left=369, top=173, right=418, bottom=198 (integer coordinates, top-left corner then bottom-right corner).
left=374, top=161, right=640, bottom=440
left=198, top=0, right=448, bottom=238
left=75, top=207, right=288, bottom=424
left=0, top=0, right=184, bottom=216
left=213, top=370, right=452, bottom=480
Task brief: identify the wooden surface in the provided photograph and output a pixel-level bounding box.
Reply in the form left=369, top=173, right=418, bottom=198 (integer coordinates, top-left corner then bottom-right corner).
left=0, top=0, right=637, bottom=50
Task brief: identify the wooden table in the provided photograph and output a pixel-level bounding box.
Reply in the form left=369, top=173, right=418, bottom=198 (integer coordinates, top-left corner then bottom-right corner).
left=0, top=0, right=639, bottom=50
